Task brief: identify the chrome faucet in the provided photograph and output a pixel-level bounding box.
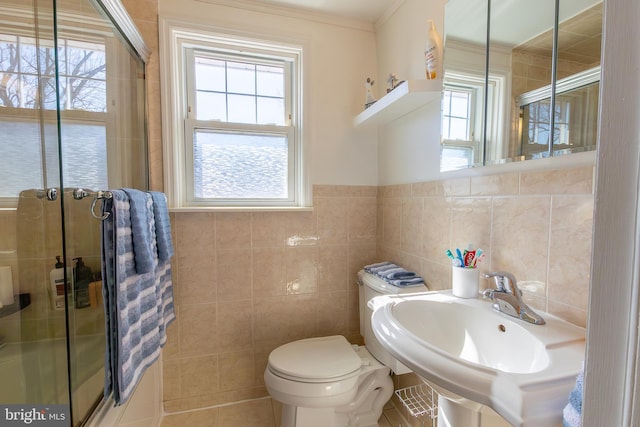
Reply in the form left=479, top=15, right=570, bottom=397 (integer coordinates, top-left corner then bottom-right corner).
left=481, top=271, right=545, bottom=325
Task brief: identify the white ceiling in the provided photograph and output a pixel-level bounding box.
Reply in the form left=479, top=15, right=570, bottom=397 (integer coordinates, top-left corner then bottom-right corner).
left=250, top=0, right=398, bottom=23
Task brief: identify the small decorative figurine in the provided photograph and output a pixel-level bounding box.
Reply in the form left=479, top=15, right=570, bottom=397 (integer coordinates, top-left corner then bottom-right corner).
left=364, top=77, right=376, bottom=109
left=386, top=73, right=404, bottom=93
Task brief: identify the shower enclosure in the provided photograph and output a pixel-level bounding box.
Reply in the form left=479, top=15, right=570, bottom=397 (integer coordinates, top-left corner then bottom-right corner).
left=0, top=0, right=148, bottom=424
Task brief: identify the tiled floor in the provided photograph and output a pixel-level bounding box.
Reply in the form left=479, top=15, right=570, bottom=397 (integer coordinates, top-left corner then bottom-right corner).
left=160, top=397, right=424, bottom=427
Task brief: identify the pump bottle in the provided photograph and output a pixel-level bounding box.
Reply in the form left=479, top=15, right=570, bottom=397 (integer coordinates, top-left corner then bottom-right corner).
left=425, top=20, right=443, bottom=80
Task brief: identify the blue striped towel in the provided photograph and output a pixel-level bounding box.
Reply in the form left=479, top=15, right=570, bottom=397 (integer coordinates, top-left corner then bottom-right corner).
left=364, top=262, right=425, bottom=287
left=122, top=189, right=155, bottom=274
left=101, top=189, right=176, bottom=405
left=150, top=191, right=174, bottom=260
left=562, top=365, right=584, bottom=427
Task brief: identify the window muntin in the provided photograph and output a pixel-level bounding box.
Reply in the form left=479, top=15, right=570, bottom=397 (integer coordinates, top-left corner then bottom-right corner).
left=191, top=51, right=287, bottom=125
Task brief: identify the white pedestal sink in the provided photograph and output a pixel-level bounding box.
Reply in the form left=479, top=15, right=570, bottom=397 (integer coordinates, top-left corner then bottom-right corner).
left=370, top=291, right=585, bottom=427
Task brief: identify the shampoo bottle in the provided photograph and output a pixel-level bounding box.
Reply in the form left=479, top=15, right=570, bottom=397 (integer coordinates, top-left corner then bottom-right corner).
left=424, top=20, right=443, bottom=80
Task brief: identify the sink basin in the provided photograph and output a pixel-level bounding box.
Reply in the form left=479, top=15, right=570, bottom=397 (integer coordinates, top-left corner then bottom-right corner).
left=370, top=291, right=585, bottom=427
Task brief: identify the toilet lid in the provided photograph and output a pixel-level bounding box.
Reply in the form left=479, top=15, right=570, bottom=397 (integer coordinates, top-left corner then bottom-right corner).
left=268, top=336, right=362, bottom=380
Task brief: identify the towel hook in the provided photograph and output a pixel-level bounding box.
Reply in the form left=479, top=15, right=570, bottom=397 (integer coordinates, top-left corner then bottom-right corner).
left=73, top=188, right=113, bottom=221
left=91, top=197, right=110, bottom=220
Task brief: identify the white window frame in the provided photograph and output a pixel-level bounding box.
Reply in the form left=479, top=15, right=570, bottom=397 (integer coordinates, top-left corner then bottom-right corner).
left=441, top=72, right=485, bottom=168
left=160, top=19, right=308, bottom=210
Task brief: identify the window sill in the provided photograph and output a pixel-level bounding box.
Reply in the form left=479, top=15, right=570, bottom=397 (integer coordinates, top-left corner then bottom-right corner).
left=168, top=206, right=314, bottom=213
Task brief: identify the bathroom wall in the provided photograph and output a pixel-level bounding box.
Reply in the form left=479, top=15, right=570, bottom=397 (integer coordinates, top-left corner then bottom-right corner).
left=163, top=166, right=594, bottom=413
left=377, top=166, right=594, bottom=327
left=375, top=0, right=446, bottom=185
left=158, top=0, right=380, bottom=187
left=163, top=185, right=378, bottom=411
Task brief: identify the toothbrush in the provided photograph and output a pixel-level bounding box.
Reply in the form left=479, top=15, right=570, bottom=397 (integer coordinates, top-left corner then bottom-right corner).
left=473, top=252, right=485, bottom=267
left=445, top=249, right=455, bottom=261
left=455, top=248, right=464, bottom=266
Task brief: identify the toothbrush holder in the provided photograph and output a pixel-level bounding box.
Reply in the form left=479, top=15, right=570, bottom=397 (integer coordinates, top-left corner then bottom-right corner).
left=451, top=266, right=479, bottom=298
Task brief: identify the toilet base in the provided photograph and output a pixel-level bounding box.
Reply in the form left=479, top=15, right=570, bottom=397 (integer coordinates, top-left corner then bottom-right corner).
left=277, top=367, right=393, bottom=427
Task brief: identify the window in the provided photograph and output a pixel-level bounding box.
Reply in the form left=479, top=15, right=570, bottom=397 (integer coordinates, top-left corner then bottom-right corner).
left=0, top=33, right=109, bottom=199
left=440, top=75, right=484, bottom=171
left=162, top=23, right=305, bottom=209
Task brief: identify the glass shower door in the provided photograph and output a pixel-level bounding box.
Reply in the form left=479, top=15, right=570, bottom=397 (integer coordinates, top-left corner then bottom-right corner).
left=0, top=0, right=148, bottom=424
left=0, top=0, right=70, bottom=413
left=54, top=0, right=148, bottom=424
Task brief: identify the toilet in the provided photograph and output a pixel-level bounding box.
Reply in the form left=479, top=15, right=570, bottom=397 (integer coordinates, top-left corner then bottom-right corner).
left=264, top=269, right=428, bottom=427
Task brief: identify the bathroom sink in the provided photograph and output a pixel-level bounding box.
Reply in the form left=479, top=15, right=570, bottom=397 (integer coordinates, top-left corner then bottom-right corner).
left=370, top=291, right=585, bottom=427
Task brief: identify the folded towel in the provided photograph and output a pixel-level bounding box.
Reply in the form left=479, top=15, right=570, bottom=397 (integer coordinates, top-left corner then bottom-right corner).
left=122, top=189, right=155, bottom=274
left=149, top=191, right=174, bottom=260
left=364, top=262, right=425, bottom=287
left=102, top=189, right=175, bottom=405
left=562, top=366, right=584, bottom=427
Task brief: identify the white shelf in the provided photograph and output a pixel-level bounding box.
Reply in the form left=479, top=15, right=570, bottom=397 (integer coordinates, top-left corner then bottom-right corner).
left=353, top=79, right=442, bottom=128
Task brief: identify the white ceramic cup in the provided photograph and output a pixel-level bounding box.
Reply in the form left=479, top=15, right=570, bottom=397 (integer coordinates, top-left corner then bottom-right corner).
left=452, top=266, right=479, bottom=298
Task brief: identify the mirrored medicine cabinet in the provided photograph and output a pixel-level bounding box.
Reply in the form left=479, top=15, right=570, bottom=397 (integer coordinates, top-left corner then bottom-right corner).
left=440, top=0, right=602, bottom=172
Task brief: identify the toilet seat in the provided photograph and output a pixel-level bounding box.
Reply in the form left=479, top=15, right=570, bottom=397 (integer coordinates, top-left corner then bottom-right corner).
left=268, top=336, right=362, bottom=382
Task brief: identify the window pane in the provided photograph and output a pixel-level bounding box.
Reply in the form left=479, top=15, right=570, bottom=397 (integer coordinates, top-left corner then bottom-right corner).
left=227, top=61, right=255, bottom=95
left=256, top=65, right=283, bottom=97
left=442, top=91, right=452, bottom=113
left=61, top=123, right=108, bottom=190
left=450, top=92, right=470, bottom=117
left=0, top=73, right=19, bottom=107
left=0, top=120, right=45, bottom=197
left=66, top=44, right=106, bottom=80
left=257, top=97, right=284, bottom=125
left=20, top=43, right=39, bottom=75
left=0, top=40, right=17, bottom=72
left=42, top=75, right=59, bottom=110
left=195, top=57, right=225, bottom=92
left=228, top=94, right=256, bottom=123
left=21, top=75, right=39, bottom=108
left=196, top=91, right=226, bottom=121
left=193, top=130, right=288, bottom=199
left=441, top=146, right=472, bottom=171
left=449, top=118, right=469, bottom=140
left=69, top=78, right=106, bottom=112
left=0, top=120, right=107, bottom=197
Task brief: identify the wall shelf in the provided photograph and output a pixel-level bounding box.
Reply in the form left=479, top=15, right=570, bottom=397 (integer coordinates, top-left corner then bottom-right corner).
left=353, top=79, right=442, bottom=128
left=0, top=293, right=30, bottom=319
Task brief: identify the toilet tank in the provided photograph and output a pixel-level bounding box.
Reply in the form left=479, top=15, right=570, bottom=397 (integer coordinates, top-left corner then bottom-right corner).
left=357, top=269, right=428, bottom=375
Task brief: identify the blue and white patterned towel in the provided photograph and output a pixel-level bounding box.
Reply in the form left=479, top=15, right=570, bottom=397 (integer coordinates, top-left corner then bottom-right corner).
left=562, top=365, right=584, bottom=427
left=364, top=262, right=425, bottom=287
left=101, top=189, right=175, bottom=405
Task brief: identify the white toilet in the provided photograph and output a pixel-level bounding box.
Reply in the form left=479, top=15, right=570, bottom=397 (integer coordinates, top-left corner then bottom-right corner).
left=264, top=269, right=428, bottom=427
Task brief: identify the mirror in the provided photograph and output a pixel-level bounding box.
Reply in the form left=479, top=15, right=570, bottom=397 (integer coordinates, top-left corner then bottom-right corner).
left=440, top=0, right=603, bottom=171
